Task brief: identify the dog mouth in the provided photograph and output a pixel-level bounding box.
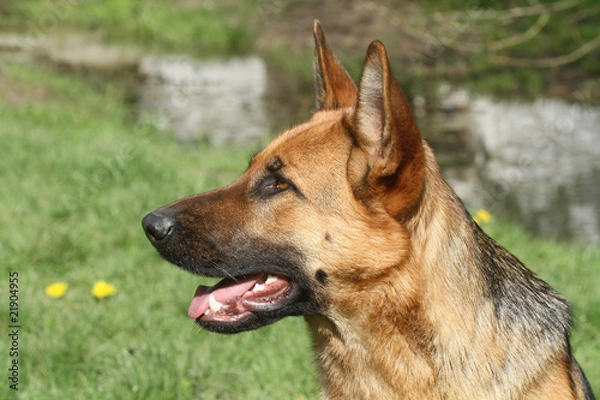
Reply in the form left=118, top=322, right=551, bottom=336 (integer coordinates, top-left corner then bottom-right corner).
left=188, top=274, right=296, bottom=322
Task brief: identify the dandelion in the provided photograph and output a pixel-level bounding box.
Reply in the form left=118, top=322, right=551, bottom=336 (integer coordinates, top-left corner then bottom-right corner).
left=474, top=209, right=492, bottom=225
left=45, top=282, right=68, bottom=299
left=91, top=280, right=117, bottom=299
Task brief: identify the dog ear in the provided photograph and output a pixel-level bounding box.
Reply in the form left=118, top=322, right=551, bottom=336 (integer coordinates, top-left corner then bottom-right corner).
left=313, top=20, right=357, bottom=111
left=351, top=40, right=425, bottom=217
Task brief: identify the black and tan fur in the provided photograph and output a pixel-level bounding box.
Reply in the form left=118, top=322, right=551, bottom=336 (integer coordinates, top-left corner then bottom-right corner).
left=142, top=21, right=594, bottom=399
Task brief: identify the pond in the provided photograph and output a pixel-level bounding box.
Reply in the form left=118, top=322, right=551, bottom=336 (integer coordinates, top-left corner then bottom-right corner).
left=138, top=56, right=267, bottom=145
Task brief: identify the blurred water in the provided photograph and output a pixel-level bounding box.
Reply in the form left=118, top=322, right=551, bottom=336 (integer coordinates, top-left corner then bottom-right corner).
left=434, top=95, right=600, bottom=244
left=138, top=56, right=267, bottom=145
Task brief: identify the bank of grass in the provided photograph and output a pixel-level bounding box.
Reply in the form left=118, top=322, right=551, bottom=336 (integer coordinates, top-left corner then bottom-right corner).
left=0, top=61, right=598, bottom=399
left=1, top=0, right=266, bottom=56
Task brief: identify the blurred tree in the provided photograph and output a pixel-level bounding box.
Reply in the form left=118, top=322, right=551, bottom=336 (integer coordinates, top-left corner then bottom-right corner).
left=398, top=0, right=600, bottom=68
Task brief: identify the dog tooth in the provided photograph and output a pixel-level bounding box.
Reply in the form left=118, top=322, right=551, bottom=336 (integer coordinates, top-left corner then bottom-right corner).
left=253, top=283, right=265, bottom=291
left=208, top=294, right=223, bottom=312
left=265, top=275, right=278, bottom=285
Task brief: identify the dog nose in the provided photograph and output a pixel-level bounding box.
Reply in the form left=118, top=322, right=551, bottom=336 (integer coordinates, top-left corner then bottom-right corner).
left=142, top=210, right=176, bottom=243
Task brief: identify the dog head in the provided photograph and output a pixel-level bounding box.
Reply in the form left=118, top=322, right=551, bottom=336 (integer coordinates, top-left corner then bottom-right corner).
left=142, top=21, right=425, bottom=333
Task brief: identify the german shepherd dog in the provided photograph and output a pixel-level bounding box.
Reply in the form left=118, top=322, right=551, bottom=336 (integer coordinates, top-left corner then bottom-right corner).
left=142, top=21, right=594, bottom=399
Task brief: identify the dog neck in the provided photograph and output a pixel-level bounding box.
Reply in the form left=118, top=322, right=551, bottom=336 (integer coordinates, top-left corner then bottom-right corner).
left=304, top=149, right=466, bottom=398
left=304, top=145, right=574, bottom=399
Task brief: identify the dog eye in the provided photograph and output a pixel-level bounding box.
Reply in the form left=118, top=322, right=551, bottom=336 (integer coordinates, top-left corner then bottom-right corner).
left=275, top=180, right=290, bottom=191
left=262, top=175, right=291, bottom=196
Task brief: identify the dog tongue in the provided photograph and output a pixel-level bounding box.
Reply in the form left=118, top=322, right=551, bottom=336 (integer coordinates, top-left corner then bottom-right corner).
left=187, top=276, right=261, bottom=319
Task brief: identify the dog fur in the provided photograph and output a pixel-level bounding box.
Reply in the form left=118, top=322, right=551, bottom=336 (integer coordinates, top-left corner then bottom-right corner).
left=142, top=21, right=594, bottom=400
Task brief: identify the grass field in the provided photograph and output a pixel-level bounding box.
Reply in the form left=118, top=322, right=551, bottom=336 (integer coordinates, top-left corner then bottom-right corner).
left=1, top=58, right=598, bottom=399
left=1, top=0, right=264, bottom=56
left=0, top=62, right=319, bottom=399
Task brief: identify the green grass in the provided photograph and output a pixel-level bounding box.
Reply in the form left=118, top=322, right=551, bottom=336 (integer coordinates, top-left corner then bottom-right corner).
left=0, top=61, right=598, bottom=399
left=0, top=62, right=317, bottom=400
left=2, top=0, right=266, bottom=56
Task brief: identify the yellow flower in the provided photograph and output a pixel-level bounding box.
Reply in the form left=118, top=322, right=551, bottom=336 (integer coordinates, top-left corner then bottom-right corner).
left=45, top=282, right=68, bottom=299
left=91, top=280, right=117, bottom=299
left=474, top=209, right=492, bottom=225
